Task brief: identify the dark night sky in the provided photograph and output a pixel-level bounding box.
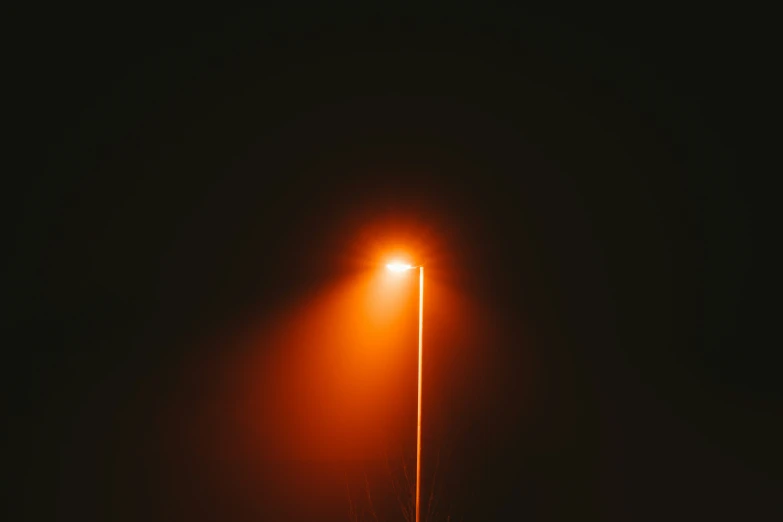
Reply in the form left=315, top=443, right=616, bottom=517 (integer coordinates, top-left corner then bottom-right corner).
left=6, top=5, right=780, bottom=521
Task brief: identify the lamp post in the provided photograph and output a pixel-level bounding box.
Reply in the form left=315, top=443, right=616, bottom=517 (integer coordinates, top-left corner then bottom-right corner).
left=385, top=262, right=423, bottom=522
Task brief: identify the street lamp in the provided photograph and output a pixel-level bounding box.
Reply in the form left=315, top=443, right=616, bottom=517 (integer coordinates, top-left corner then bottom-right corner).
left=385, top=260, right=424, bottom=522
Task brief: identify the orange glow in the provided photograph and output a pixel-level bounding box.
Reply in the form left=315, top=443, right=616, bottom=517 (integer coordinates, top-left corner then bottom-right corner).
left=155, top=219, right=536, bottom=520
left=162, top=243, right=528, bottom=464
left=232, top=272, right=421, bottom=462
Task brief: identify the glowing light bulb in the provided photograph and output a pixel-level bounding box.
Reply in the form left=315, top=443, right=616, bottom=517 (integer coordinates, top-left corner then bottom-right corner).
left=386, top=262, right=414, bottom=272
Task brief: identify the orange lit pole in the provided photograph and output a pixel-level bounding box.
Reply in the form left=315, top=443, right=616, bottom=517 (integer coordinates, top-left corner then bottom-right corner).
left=416, top=265, right=423, bottom=522
left=385, top=262, right=423, bottom=522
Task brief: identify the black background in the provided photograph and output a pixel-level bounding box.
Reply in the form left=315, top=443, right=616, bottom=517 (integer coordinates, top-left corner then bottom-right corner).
left=6, top=5, right=780, bottom=521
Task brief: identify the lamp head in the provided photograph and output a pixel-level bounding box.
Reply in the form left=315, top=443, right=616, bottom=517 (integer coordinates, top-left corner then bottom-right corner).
left=386, top=262, right=415, bottom=272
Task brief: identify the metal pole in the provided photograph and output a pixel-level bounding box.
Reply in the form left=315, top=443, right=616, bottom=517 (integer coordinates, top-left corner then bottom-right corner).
left=415, top=266, right=423, bottom=522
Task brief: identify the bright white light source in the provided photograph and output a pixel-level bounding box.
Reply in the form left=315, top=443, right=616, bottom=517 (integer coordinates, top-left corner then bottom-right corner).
left=386, top=262, right=414, bottom=272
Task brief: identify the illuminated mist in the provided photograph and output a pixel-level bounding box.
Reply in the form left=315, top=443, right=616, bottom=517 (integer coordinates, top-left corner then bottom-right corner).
left=150, top=222, right=531, bottom=520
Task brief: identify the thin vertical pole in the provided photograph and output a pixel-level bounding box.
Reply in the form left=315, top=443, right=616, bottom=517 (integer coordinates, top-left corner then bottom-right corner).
left=415, top=266, right=423, bottom=522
